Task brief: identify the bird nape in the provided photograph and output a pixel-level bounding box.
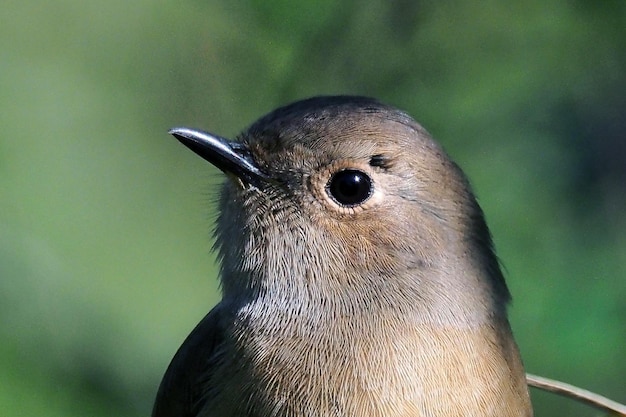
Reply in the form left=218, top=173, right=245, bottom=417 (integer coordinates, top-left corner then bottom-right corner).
left=153, top=96, right=533, bottom=417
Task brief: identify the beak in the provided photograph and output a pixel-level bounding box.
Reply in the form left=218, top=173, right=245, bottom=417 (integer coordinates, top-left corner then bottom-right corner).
left=169, top=127, right=270, bottom=188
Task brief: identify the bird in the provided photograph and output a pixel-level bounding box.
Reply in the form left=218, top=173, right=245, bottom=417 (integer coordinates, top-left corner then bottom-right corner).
left=152, top=96, right=533, bottom=417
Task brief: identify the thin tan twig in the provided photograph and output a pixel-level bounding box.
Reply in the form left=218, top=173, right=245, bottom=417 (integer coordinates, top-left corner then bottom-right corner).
left=527, top=373, right=626, bottom=416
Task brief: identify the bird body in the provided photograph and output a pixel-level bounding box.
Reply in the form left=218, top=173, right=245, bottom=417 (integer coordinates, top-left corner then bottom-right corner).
left=153, top=96, right=532, bottom=417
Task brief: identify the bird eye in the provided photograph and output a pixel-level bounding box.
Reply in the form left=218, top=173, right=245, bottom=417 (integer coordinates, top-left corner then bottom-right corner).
left=326, top=169, right=373, bottom=207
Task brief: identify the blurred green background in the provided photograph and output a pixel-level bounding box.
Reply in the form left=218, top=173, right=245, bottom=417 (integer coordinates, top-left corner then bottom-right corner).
left=1, top=1, right=624, bottom=416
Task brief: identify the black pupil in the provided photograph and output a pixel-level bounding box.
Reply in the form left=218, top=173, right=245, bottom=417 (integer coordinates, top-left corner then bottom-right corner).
left=327, top=170, right=372, bottom=207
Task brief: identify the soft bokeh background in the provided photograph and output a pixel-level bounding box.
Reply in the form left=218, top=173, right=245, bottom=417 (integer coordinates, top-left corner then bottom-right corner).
left=1, top=1, right=624, bottom=416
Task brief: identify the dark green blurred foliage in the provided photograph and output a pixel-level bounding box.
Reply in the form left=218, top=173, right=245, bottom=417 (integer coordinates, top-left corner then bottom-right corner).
left=1, top=1, right=624, bottom=416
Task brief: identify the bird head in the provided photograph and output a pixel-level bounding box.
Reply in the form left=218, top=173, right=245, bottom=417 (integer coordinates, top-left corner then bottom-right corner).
left=170, top=96, right=510, bottom=326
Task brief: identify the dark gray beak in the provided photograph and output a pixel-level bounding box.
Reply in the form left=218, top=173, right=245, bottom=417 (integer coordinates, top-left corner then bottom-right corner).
left=169, top=127, right=269, bottom=187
